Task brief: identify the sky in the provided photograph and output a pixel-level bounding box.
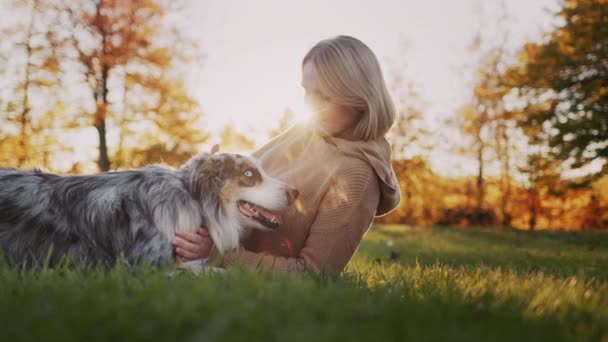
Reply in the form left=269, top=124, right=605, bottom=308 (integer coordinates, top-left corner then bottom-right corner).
left=183, top=0, right=557, bottom=176
left=190, top=0, right=553, bottom=126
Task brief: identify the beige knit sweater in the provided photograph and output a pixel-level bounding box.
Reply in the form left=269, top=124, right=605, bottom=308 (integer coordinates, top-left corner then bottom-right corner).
left=221, top=122, right=401, bottom=276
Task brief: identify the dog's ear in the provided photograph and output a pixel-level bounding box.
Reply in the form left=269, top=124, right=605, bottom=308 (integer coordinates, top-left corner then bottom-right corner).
left=181, top=153, right=221, bottom=199
left=196, top=154, right=229, bottom=182
left=214, top=154, right=237, bottom=180
left=210, top=144, right=219, bottom=155
left=180, top=152, right=210, bottom=171
left=183, top=153, right=239, bottom=188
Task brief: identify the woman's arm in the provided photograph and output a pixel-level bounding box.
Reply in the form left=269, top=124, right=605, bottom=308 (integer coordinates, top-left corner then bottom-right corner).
left=221, top=167, right=380, bottom=276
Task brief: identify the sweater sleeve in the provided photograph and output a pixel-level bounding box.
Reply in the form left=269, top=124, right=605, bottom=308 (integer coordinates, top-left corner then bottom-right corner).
left=220, top=165, right=380, bottom=276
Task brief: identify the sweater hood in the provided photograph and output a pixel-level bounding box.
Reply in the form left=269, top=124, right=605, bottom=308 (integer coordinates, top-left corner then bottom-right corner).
left=322, top=134, right=401, bottom=216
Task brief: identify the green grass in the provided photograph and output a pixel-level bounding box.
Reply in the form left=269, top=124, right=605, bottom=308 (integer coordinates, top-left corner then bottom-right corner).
left=1, top=225, right=607, bottom=341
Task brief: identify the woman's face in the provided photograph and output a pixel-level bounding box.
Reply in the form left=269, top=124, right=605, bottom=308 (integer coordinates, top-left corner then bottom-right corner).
left=301, top=62, right=361, bottom=138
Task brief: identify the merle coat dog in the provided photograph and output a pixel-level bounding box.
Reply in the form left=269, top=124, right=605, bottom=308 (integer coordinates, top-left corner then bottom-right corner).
left=0, top=153, right=298, bottom=269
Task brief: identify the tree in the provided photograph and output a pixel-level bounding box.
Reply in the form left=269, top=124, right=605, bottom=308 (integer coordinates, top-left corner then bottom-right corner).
left=458, top=52, right=500, bottom=215
left=457, top=28, right=498, bottom=214
left=218, top=122, right=255, bottom=153
left=387, top=84, right=429, bottom=161
left=518, top=153, right=562, bottom=231
left=113, top=74, right=208, bottom=169
left=0, top=0, right=205, bottom=171
left=477, top=44, right=516, bottom=226
left=61, top=0, right=204, bottom=171
left=14, top=0, right=38, bottom=166
left=459, top=4, right=517, bottom=223
left=493, top=113, right=515, bottom=226
left=384, top=157, right=445, bottom=226
left=385, top=40, right=431, bottom=160
left=503, top=0, right=608, bottom=179
left=0, top=0, right=67, bottom=169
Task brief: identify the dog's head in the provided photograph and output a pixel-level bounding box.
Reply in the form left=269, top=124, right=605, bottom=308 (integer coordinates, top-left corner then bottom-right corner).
left=180, top=152, right=298, bottom=252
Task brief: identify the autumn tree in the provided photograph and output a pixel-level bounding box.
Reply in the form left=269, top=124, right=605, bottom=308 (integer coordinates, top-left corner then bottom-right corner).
left=518, top=153, right=563, bottom=230
left=503, top=0, right=608, bottom=179
left=383, top=157, right=446, bottom=226
left=456, top=29, right=496, bottom=215
left=113, top=75, right=208, bottom=169
left=59, top=0, right=205, bottom=171
left=385, top=41, right=431, bottom=160
left=0, top=0, right=69, bottom=169
left=476, top=44, right=517, bottom=226
left=218, top=122, right=256, bottom=153
left=457, top=4, right=519, bottom=225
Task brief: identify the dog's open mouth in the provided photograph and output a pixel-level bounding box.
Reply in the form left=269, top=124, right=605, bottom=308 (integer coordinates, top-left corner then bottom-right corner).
left=238, top=200, right=283, bottom=229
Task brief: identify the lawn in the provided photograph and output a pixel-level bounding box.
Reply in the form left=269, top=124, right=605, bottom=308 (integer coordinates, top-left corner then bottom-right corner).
left=0, top=225, right=606, bottom=341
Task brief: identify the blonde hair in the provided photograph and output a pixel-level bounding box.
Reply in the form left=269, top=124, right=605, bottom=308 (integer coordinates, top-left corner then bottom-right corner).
left=302, top=35, right=395, bottom=140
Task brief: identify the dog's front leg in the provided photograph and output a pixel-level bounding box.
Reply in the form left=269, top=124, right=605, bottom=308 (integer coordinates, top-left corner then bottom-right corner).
left=127, top=227, right=174, bottom=267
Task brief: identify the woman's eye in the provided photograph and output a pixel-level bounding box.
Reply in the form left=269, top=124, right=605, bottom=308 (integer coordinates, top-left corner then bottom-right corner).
left=244, top=170, right=253, bottom=177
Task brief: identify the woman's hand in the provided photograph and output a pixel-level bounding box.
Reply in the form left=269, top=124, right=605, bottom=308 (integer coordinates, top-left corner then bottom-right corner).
left=173, top=228, right=215, bottom=264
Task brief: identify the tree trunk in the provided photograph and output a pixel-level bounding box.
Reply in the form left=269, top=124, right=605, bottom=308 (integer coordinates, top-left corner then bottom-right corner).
left=95, top=112, right=109, bottom=172
left=528, top=187, right=538, bottom=231
left=94, top=1, right=110, bottom=172
left=95, top=63, right=110, bottom=172
left=499, top=123, right=512, bottom=227
left=476, top=134, right=484, bottom=212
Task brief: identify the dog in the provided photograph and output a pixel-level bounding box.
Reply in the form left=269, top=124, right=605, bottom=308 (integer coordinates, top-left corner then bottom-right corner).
left=0, top=152, right=298, bottom=270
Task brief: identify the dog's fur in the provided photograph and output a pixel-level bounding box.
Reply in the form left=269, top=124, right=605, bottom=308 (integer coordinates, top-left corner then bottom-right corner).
left=0, top=152, right=297, bottom=269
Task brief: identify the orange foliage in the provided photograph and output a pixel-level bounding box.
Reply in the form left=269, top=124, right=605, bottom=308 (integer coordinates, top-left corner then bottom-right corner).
left=380, top=158, right=607, bottom=231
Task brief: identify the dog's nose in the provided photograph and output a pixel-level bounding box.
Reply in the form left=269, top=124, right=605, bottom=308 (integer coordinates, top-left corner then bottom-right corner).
left=287, top=187, right=299, bottom=204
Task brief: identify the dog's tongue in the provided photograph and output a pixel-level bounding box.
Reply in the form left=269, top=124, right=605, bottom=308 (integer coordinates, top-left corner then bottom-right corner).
left=257, top=207, right=283, bottom=225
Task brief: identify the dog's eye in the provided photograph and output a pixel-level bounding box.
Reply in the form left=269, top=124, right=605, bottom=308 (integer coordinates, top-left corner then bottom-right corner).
left=244, top=170, right=253, bottom=177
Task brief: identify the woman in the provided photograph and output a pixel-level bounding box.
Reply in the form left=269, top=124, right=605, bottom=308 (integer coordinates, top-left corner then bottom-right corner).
left=173, top=35, right=401, bottom=276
